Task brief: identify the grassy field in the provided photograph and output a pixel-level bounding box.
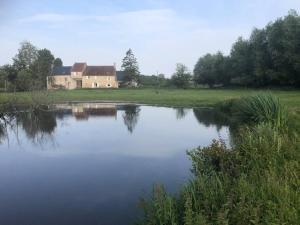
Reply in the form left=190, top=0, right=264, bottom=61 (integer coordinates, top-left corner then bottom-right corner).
left=1, top=88, right=300, bottom=110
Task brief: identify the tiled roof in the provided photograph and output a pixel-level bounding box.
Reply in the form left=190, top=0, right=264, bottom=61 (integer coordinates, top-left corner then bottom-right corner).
left=51, top=66, right=71, bottom=76
left=85, top=66, right=115, bottom=76
left=71, top=63, right=87, bottom=72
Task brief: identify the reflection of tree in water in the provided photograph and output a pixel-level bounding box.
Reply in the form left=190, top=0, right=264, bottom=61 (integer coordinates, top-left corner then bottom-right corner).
left=0, top=104, right=19, bottom=144
left=16, top=106, right=57, bottom=144
left=122, top=105, right=141, bottom=133
left=193, top=108, right=230, bottom=131
left=175, top=108, right=190, bottom=120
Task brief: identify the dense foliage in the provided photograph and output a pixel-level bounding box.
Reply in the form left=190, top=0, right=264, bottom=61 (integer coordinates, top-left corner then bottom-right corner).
left=194, top=10, right=300, bottom=87
left=138, top=93, right=300, bottom=225
left=0, top=41, right=61, bottom=91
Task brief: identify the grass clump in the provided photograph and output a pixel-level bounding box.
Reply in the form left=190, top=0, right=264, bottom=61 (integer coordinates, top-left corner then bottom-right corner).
left=232, top=92, right=288, bottom=129
left=137, top=93, right=300, bottom=225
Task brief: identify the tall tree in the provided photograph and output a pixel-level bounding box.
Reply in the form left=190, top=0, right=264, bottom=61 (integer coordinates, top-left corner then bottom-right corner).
left=121, top=49, right=140, bottom=84
left=53, top=58, right=63, bottom=67
left=194, top=52, right=229, bottom=87
left=266, top=10, right=300, bottom=86
left=230, top=37, right=254, bottom=86
left=32, top=49, right=55, bottom=88
left=171, top=63, right=191, bottom=88
left=249, top=28, right=272, bottom=86
left=13, top=41, right=38, bottom=71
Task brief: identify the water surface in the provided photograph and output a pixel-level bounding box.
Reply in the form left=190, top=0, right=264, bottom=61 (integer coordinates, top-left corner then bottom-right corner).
left=0, top=103, right=229, bottom=225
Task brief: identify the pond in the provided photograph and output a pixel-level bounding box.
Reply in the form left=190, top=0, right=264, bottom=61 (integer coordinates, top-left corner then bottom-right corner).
left=0, top=103, right=230, bottom=225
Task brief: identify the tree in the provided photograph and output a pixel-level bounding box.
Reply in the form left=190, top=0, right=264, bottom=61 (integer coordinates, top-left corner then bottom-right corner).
left=15, top=69, right=33, bottom=91
left=194, top=52, right=229, bottom=87
left=230, top=37, right=254, bottom=86
left=266, top=10, right=300, bottom=86
left=249, top=28, right=272, bottom=86
left=192, top=10, right=300, bottom=88
left=0, top=67, right=8, bottom=89
left=13, top=41, right=38, bottom=71
left=171, top=63, right=192, bottom=88
left=53, top=58, right=63, bottom=67
left=32, top=49, right=55, bottom=88
left=121, top=49, right=140, bottom=85
left=0, top=65, right=18, bottom=91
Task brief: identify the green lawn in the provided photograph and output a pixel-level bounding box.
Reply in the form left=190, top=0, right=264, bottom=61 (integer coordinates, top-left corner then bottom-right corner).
left=1, top=88, right=300, bottom=110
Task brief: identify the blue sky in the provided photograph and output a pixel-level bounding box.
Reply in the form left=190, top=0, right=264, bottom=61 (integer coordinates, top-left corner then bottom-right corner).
left=1, top=0, right=300, bottom=76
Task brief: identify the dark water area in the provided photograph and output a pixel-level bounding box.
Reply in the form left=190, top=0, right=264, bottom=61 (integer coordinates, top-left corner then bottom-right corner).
left=0, top=103, right=230, bottom=225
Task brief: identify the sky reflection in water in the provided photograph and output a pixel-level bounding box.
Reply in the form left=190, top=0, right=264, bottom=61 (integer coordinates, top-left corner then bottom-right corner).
left=0, top=103, right=230, bottom=225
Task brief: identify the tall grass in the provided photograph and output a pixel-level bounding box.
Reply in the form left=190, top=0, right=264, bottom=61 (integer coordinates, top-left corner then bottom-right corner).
left=232, top=92, right=288, bottom=129
left=137, top=93, right=300, bottom=225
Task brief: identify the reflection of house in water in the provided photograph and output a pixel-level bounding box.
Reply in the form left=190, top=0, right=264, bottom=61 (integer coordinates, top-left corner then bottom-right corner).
left=55, top=103, right=117, bottom=120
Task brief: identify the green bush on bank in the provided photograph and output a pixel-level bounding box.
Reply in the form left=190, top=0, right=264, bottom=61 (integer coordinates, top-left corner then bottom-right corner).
left=137, top=93, right=300, bottom=225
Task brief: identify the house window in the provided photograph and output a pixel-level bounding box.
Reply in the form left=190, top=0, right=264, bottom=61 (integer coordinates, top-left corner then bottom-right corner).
left=86, top=76, right=90, bottom=79
left=94, top=82, right=98, bottom=88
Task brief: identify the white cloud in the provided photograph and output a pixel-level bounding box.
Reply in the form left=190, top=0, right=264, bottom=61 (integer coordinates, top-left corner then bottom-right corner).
left=18, top=9, right=175, bottom=24
left=19, top=13, right=107, bottom=23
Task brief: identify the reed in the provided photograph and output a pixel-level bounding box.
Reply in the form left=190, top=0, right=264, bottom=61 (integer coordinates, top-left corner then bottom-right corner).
left=232, top=92, right=288, bottom=129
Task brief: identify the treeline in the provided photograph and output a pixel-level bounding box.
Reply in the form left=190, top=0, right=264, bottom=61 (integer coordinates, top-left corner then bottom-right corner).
left=194, top=10, right=300, bottom=88
left=0, top=41, right=62, bottom=91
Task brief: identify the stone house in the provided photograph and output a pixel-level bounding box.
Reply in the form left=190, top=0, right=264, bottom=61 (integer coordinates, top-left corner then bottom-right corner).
left=47, top=63, right=119, bottom=89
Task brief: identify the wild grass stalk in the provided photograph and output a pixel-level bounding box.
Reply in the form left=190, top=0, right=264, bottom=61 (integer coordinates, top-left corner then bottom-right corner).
left=232, top=92, right=288, bottom=129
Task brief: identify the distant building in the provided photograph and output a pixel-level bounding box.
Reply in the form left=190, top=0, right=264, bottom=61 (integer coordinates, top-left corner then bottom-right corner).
left=47, top=62, right=119, bottom=89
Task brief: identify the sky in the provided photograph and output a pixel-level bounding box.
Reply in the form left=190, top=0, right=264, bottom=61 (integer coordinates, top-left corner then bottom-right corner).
left=0, top=0, right=300, bottom=76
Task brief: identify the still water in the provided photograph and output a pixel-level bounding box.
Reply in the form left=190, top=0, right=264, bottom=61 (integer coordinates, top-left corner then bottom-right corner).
left=0, top=103, right=230, bottom=225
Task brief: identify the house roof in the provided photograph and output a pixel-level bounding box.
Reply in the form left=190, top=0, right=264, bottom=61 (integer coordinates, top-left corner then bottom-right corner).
left=50, top=64, right=116, bottom=76
left=85, top=66, right=115, bottom=76
left=116, top=71, right=124, bottom=81
left=51, top=66, right=71, bottom=76
left=71, top=63, right=87, bottom=72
